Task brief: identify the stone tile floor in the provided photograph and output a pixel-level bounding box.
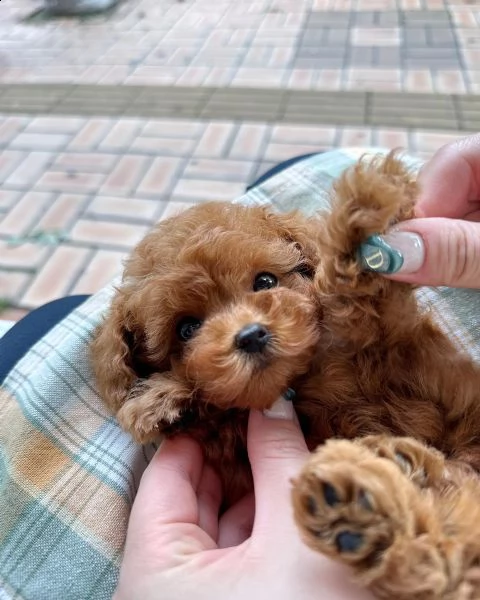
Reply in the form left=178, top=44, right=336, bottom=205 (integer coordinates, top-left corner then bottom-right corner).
left=1, top=0, right=479, bottom=92
left=0, top=0, right=479, bottom=319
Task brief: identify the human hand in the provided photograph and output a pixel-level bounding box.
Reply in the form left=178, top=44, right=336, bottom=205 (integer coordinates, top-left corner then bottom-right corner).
left=114, top=398, right=372, bottom=600
left=361, top=134, right=480, bottom=288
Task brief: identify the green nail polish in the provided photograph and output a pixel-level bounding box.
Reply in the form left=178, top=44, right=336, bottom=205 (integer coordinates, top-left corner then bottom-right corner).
left=358, top=235, right=404, bottom=274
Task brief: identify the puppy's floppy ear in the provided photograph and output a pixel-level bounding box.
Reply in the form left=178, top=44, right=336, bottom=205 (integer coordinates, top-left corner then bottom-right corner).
left=91, top=293, right=191, bottom=442
left=91, top=294, right=140, bottom=412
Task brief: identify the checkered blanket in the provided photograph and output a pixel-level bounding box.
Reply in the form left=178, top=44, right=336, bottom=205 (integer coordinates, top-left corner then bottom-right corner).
left=2, top=148, right=480, bottom=600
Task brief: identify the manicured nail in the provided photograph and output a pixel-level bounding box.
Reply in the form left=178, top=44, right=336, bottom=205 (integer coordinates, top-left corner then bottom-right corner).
left=263, top=396, right=295, bottom=420
left=358, top=232, right=425, bottom=275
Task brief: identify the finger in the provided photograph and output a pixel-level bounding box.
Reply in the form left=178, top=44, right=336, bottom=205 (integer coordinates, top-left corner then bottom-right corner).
left=129, top=436, right=204, bottom=535
left=247, top=399, right=308, bottom=534
left=217, top=493, right=255, bottom=548
left=197, top=463, right=222, bottom=542
left=381, top=218, right=480, bottom=288
left=417, top=134, right=480, bottom=219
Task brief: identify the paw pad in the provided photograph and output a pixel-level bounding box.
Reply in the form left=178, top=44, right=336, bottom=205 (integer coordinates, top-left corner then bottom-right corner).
left=335, top=531, right=364, bottom=553
left=323, top=482, right=340, bottom=507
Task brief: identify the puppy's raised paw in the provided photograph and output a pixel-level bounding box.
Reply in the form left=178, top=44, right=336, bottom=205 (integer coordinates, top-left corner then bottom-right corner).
left=315, top=152, right=417, bottom=296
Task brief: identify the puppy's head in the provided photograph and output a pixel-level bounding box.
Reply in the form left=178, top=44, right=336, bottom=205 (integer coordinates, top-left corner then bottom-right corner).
left=92, top=202, right=321, bottom=442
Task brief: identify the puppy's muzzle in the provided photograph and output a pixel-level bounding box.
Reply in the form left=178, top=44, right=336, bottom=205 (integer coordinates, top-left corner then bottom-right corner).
left=235, top=323, right=271, bottom=354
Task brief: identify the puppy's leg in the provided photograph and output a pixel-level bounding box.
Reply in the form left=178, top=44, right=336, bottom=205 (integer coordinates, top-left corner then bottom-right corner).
left=292, top=437, right=480, bottom=600
left=116, top=373, right=191, bottom=443
left=315, top=152, right=421, bottom=346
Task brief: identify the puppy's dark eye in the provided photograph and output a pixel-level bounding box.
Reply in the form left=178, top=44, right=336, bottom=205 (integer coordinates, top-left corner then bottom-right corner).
left=253, top=272, right=278, bottom=292
left=176, top=317, right=202, bottom=341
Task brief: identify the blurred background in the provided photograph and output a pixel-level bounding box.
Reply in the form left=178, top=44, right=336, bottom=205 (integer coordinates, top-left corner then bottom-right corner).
left=0, top=0, right=477, bottom=321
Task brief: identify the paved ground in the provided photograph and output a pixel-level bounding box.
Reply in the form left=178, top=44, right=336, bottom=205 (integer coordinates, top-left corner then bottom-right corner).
left=0, top=0, right=479, bottom=320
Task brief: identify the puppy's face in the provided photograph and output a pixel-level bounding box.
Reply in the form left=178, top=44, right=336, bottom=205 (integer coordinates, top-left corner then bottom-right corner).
left=94, top=201, right=322, bottom=432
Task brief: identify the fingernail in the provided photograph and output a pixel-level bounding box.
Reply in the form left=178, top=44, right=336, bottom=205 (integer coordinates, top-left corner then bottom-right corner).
left=358, top=232, right=425, bottom=275
left=263, top=396, right=295, bottom=420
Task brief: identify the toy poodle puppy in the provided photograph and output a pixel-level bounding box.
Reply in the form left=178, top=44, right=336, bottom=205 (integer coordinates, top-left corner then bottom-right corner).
left=91, top=152, right=480, bottom=599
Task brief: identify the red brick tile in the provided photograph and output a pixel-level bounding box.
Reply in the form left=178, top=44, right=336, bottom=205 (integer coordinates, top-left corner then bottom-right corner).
left=173, top=178, right=245, bottom=201
left=0, top=192, right=53, bottom=236
left=376, top=129, right=409, bottom=151
left=142, top=119, right=203, bottom=138
left=87, top=195, right=161, bottom=220
left=130, top=136, right=195, bottom=155
left=36, top=171, right=105, bottom=194
left=184, top=158, right=253, bottom=181
left=194, top=122, right=236, bottom=158
left=71, top=249, right=127, bottom=294
left=271, top=125, right=336, bottom=145
left=25, top=117, right=84, bottom=135
left=264, top=143, right=322, bottom=162
left=229, top=124, right=269, bottom=159
left=287, top=69, right=316, bottom=89
left=339, top=127, right=373, bottom=147
left=0, top=307, right=29, bottom=322
left=35, top=194, right=87, bottom=231
left=0, top=117, right=28, bottom=145
left=316, top=69, right=342, bottom=90
left=160, top=201, right=198, bottom=221
left=404, top=70, right=434, bottom=93
left=176, top=66, right=210, bottom=85
left=21, top=246, right=90, bottom=308
left=412, top=132, right=461, bottom=155
left=100, top=66, right=131, bottom=84
left=136, top=157, right=182, bottom=197
left=99, top=120, right=141, bottom=151
left=0, top=190, right=21, bottom=211
left=70, top=220, right=149, bottom=248
left=68, top=119, right=114, bottom=150
left=5, top=152, right=54, bottom=187
left=101, top=156, right=152, bottom=196
left=0, top=271, right=30, bottom=302
left=78, top=65, right=113, bottom=83
left=0, top=241, right=49, bottom=269
left=53, top=153, right=119, bottom=173
left=10, top=132, right=71, bottom=152
left=434, top=71, right=467, bottom=94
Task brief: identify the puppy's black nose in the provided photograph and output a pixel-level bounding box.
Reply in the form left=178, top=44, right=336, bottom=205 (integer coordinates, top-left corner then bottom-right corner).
left=235, top=323, right=271, bottom=354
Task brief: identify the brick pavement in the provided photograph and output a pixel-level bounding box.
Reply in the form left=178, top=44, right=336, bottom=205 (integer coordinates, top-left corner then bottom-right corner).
left=0, top=0, right=478, bottom=93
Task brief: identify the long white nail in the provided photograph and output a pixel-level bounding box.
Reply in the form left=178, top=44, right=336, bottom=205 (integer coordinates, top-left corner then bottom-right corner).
left=382, top=231, right=425, bottom=274
left=263, top=396, right=295, bottom=420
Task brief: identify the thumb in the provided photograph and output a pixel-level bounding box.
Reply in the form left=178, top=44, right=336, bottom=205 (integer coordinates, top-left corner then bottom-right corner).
left=248, top=396, right=309, bottom=533
left=359, top=217, right=480, bottom=289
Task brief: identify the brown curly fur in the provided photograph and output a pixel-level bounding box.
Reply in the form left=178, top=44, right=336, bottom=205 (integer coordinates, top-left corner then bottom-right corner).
left=91, top=152, right=480, bottom=598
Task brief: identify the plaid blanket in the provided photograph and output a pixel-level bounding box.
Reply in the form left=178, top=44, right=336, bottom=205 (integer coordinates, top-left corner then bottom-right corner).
left=2, top=148, right=480, bottom=600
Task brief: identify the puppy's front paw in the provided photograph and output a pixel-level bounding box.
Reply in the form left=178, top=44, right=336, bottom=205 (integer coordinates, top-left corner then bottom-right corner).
left=116, top=374, right=189, bottom=443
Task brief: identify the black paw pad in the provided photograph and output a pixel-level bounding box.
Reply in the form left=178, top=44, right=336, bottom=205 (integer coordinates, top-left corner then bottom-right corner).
left=322, top=482, right=340, bottom=507
left=335, top=531, right=364, bottom=553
